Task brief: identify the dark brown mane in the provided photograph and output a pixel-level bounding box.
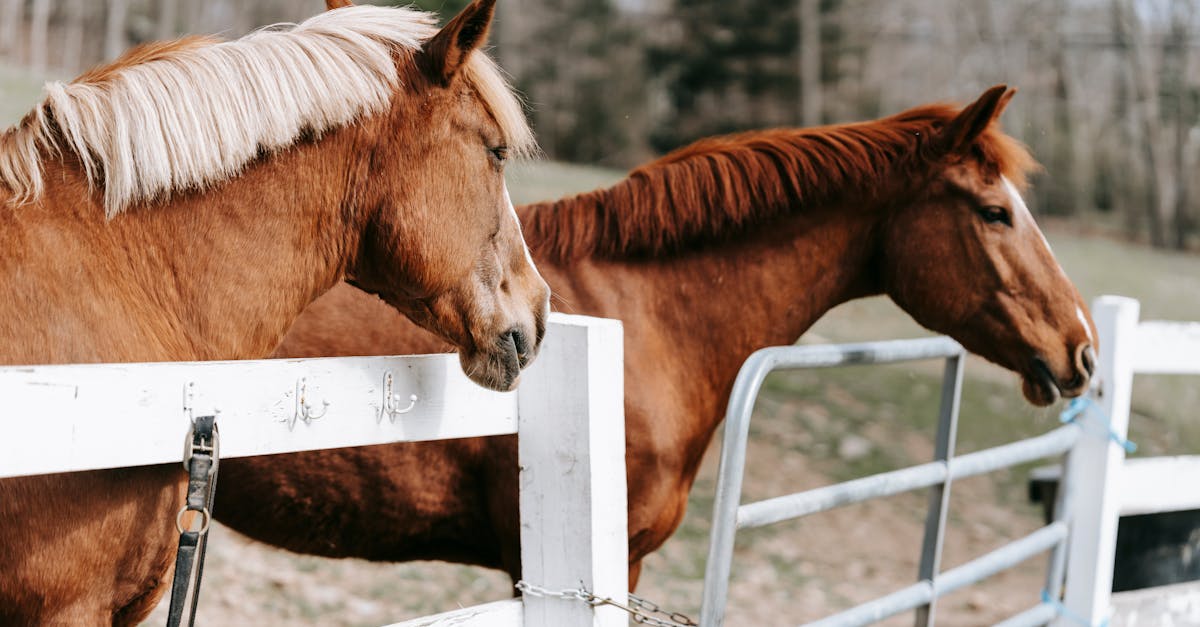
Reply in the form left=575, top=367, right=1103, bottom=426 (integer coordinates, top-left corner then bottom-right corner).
left=520, top=104, right=1037, bottom=262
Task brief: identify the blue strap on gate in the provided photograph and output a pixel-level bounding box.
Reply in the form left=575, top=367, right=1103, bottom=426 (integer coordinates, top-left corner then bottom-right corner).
left=1059, top=397, right=1137, bottom=453
left=1041, top=589, right=1110, bottom=627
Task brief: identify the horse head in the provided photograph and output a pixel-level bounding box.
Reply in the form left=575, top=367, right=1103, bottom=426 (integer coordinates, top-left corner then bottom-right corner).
left=881, top=85, right=1095, bottom=406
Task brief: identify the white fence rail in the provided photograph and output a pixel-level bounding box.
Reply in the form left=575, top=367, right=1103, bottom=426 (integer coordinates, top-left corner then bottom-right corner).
left=7, top=294, right=1197, bottom=626
left=0, top=313, right=627, bottom=627
left=1061, top=296, right=1200, bottom=626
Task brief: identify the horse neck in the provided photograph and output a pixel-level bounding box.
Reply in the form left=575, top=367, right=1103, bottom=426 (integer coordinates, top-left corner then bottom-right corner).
left=535, top=200, right=884, bottom=475
left=4, top=130, right=363, bottom=363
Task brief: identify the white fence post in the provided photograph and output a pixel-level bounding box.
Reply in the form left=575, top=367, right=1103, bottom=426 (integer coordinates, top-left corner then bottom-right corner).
left=518, top=314, right=628, bottom=627
left=1060, top=296, right=1139, bottom=624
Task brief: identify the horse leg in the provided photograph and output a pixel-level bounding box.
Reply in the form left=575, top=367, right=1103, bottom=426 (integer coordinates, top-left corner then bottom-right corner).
left=0, top=465, right=182, bottom=626
left=112, top=571, right=174, bottom=627
left=629, top=559, right=643, bottom=590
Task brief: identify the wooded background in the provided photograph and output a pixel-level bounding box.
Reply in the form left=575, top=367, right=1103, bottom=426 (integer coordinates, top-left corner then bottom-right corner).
left=1, top=0, right=1197, bottom=249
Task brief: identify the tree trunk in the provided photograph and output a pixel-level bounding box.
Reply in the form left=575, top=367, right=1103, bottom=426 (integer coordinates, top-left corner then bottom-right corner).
left=799, top=0, right=821, bottom=127
left=0, top=0, right=22, bottom=59
left=62, top=0, right=89, bottom=74
left=157, top=0, right=178, bottom=40
left=29, top=0, right=51, bottom=74
left=106, top=0, right=130, bottom=60
left=1049, top=0, right=1086, bottom=216
left=1113, top=0, right=1173, bottom=247
left=1168, top=0, right=1195, bottom=249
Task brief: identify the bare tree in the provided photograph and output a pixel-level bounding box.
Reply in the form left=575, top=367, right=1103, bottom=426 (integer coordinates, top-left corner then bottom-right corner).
left=29, top=0, right=50, bottom=74
left=799, top=0, right=821, bottom=126
left=1166, top=0, right=1196, bottom=248
left=0, top=0, right=21, bottom=59
left=62, top=0, right=90, bottom=73
left=1111, top=0, right=1191, bottom=247
left=157, top=0, right=178, bottom=40
left=106, top=0, right=130, bottom=59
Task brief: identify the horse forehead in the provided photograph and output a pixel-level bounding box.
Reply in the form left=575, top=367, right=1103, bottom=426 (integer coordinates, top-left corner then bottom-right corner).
left=503, top=180, right=537, bottom=268
left=1002, top=175, right=1053, bottom=248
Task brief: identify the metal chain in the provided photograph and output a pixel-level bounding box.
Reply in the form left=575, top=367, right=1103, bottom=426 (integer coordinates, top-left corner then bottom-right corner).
left=515, top=581, right=698, bottom=627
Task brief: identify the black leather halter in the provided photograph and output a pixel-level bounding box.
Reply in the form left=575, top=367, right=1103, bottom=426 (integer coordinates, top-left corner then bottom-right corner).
left=167, top=415, right=219, bottom=627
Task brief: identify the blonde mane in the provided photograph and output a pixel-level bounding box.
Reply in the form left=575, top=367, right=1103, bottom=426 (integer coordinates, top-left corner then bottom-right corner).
left=0, top=5, right=533, bottom=216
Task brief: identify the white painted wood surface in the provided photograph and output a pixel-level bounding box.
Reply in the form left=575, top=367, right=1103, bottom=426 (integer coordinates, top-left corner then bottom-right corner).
left=1120, top=456, right=1200, bottom=516
left=0, top=352, right=519, bottom=478
left=1111, top=581, right=1200, bottom=627
left=1133, top=321, right=1200, bottom=375
left=1061, top=295, right=1139, bottom=626
left=518, top=314, right=629, bottom=627
left=384, top=599, right=522, bottom=627
left=0, top=313, right=633, bottom=627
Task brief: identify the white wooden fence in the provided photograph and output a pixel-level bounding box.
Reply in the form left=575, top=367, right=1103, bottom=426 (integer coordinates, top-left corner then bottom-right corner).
left=4, top=296, right=1198, bottom=626
left=1061, top=296, right=1200, bottom=626
left=0, top=313, right=629, bottom=627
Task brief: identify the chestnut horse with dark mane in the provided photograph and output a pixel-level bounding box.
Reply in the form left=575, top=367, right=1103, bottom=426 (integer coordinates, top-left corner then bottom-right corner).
left=222, top=87, right=1096, bottom=589
left=0, top=1, right=549, bottom=624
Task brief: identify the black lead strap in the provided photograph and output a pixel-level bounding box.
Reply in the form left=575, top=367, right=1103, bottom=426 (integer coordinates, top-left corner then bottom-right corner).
left=167, top=415, right=219, bottom=627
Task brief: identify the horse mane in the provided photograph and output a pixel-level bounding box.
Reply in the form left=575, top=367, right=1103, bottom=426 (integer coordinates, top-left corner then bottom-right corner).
left=521, top=105, right=1038, bottom=262
left=0, top=5, right=533, bottom=216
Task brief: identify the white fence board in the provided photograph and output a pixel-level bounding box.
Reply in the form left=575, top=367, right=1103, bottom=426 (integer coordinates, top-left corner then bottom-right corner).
left=384, top=599, right=522, bottom=627
left=0, top=313, right=630, bottom=627
left=1119, top=456, right=1200, bottom=516
left=1111, top=581, right=1200, bottom=627
left=1061, top=296, right=1140, bottom=625
left=1133, top=321, right=1200, bottom=375
left=518, top=314, right=629, bottom=627
left=0, top=353, right=517, bottom=478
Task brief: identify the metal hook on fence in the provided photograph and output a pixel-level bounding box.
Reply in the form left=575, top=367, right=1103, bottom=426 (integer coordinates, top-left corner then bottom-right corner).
left=282, top=377, right=330, bottom=430
left=183, top=381, right=196, bottom=422
left=183, top=381, right=220, bottom=426
left=378, top=370, right=418, bottom=423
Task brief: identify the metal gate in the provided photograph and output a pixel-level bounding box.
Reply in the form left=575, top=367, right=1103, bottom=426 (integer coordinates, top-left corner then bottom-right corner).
left=699, top=337, right=1083, bottom=627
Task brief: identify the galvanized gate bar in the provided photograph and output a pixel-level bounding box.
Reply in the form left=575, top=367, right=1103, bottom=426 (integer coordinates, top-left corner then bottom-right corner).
left=934, top=522, right=1067, bottom=594
left=700, top=337, right=964, bottom=627
left=736, top=424, right=1081, bottom=529
left=746, top=337, right=966, bottom=372
left=737, top=462, right=946, bottom=529
left=803, top=523, right=1068, bottom=627
left=701, top=334, right=1089, bottom=627
left=804, top=582, right=934, bottom=627
left=947, top=425, right=1080, bottom=479
left=914, top=355, right=964, bottom=627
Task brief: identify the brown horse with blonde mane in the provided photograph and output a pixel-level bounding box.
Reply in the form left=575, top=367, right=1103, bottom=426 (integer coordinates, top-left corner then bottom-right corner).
left=221, top=86, right=1097, bottom=589
left=0, top=1, right=549, bottom=624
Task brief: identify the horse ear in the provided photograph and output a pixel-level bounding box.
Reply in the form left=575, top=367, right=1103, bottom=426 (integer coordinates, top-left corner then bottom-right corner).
left=937, top=85, right=1015, bottom=155
left=419, top=0, right=497, bottom=86
left=325, top=0, right=353, bottom=9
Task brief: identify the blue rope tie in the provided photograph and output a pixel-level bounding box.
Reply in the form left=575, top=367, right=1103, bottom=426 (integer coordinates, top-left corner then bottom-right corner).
left=1041, top=589, right=1110, bottom=627
left=1059, top=397, right=1137, bottom=453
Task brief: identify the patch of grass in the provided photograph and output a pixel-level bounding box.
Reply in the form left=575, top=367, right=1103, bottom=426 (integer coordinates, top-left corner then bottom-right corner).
left=0, top=66, right=49, bottom=126
left=506, top=160, right=625, bottom=206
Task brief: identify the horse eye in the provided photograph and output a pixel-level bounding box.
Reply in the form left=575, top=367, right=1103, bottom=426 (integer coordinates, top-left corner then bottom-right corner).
left=977, top=205, right=1011, bottom=226
left=489, top=145, right=508, bottom=164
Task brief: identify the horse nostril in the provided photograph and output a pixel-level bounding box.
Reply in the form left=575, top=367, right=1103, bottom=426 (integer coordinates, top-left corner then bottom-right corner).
left=505, top=328, right=531, bottom=367
left=1076, top=343, right=1095, bottom=378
